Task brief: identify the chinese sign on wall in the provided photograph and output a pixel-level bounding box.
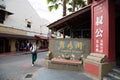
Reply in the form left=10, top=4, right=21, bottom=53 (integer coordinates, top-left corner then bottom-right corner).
left=55, top=40, right=85, bottom=54
left=92, top=1, right=107, bottom=54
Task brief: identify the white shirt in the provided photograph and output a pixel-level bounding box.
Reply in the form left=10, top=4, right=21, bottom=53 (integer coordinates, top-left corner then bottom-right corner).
left=30, top=45, right=37, bottom=52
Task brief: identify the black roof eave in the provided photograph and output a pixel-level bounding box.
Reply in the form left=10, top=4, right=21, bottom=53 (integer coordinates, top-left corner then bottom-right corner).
left=0, top=8, right=13, bottom=15
left=47, top=4, right=91, bottom=30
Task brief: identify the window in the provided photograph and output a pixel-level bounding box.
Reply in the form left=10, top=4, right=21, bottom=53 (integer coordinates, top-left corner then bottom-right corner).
left=0, top=10, right=5, bottom=23
left=27, top=21, right=31, bottom=28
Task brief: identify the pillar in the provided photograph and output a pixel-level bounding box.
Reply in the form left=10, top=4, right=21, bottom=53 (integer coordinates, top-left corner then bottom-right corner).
left=91, top=0, right=115, bottom=62
left=10, top=39, right=16, bottom=52
left=84, top=0, right=116, bottom=79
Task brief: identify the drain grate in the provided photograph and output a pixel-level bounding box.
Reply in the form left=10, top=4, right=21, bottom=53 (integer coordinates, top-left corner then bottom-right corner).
left=25, top=74, right=33, bottom=78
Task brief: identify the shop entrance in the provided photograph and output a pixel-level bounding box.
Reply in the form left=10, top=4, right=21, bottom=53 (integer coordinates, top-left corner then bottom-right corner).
left=115, top=8, right=120, bottom=66
left=0, top=39, right=4, bottom=53
left=0, top=38, right=10, bottom=53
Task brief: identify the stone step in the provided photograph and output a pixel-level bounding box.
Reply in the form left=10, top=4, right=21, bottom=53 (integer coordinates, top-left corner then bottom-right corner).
left=107, top=71, right=120, bottom=80
left=103, top=67, right=120, bottom=80
left=103, top=75, right=119, bottom=80
left=112, top=67, right=120, bottom=74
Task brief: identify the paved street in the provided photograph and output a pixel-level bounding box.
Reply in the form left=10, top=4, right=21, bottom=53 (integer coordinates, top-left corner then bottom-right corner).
left=33, top=68, right=94, bottom=80
left=0, top=51, right=94, bottom=80
left=0, top=51, right=47, bottom=80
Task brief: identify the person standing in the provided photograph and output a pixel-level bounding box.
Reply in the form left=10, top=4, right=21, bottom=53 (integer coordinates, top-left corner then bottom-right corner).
left=26, top=41, right=30, bottom=51
left=15, top=41, right=19, bottom=52
left=30, top=42, right=37, bottom=66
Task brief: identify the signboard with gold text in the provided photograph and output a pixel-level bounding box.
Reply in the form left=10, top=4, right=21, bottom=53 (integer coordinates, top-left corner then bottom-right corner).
left=55, top=40, right=85, bottom=54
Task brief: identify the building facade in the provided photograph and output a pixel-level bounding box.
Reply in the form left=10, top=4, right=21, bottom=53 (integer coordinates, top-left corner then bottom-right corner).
left=0, top=0, right=49, bottom=53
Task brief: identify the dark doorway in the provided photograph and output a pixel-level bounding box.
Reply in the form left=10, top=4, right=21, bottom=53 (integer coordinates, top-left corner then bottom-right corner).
left=115, top=9, right=120, bottom=66
left=0, top=39, right=4, bottom=53
left=5, top=39, right=10, bottom=52
left=0, top=38, right=10, bottom=53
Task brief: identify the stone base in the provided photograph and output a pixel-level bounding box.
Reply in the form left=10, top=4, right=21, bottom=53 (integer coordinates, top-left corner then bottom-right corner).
left=46, top=59, right=83, bottom=71
left=84, top=60, right=116, bottom=80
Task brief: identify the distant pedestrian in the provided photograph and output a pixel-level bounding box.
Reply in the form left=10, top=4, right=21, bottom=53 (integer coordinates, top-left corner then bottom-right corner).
left=30, top=42, right=37, bottom=66
left=21, top=42, right=24, bottom=51
left=15, top=41, right=19, bottom=52
left=26, top=42, right=30, bottom=51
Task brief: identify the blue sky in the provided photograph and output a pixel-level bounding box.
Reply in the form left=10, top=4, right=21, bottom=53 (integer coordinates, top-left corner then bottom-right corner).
left=28, top=0, right=63, bottom=23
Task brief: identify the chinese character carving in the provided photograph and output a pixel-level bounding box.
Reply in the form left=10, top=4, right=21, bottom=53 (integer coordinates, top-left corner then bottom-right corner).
left=67, top=41, right=73, bottom=49
left=96, top=16, right=103, bottom=26
left=59, top=41, right=65, bottom=49
left=76, top=42, right=82, bottom=50
left=95, top=28, right=104, bottom=38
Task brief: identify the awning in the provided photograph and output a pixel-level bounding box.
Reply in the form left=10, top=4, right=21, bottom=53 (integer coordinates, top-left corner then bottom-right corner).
left=35, top=35, right=49, bottom=40
left=47, top=5, right=91, bottom=36
left=0, top=8, right=13, bottom=15
left=0, top=33, right=35, bottom=40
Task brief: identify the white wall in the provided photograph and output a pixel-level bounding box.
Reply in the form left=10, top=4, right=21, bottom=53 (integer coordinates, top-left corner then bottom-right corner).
left=3, top=0, right=49, bottom=35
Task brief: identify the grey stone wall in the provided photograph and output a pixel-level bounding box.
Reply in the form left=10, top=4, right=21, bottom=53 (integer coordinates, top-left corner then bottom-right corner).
left=49, top=38, right=91, bottom=60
